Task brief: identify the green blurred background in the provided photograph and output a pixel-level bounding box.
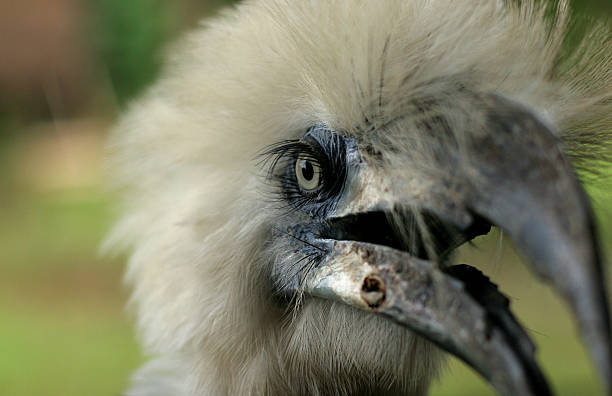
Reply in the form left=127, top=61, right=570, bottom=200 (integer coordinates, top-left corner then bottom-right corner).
left=0, top=1, right=610, bottom=395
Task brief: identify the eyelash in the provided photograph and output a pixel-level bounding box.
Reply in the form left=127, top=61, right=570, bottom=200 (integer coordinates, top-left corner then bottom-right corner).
left=260, top=133, right=347, bottom=216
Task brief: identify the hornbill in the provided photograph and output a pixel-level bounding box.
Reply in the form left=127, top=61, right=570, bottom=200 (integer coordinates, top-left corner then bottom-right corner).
left=106, top=0, right=612, bottom=395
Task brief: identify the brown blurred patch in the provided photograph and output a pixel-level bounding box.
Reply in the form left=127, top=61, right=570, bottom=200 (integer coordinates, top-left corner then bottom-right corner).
left=0, top=265, right=127, bottom=313
left=13, top=118, right=110, bottom=191
left=0, top=0, right=98, bottom=118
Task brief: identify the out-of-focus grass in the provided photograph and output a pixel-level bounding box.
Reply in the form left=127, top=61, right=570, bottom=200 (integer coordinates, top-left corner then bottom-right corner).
left=0, top=287, right=140, bottom=396
left=0, top=218, right=142, bottom=395
left=0, top=128, right=142, bottom=396
left=1, top=190, right=111, bottom=269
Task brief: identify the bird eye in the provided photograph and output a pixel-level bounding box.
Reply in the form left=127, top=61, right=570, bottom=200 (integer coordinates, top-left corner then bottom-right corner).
left=295, top=152, right=321, bottom=192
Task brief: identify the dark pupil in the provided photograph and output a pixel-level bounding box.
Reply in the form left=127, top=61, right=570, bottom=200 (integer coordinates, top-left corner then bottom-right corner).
left=300, top=160, right=314, bottom=181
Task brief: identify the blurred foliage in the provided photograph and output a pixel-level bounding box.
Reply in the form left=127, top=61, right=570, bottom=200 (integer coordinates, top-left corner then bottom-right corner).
left=89, top=0, right=240, bottom=107
left=89, top=0, right=175, bottom=105
left=573, top=0, right=612, bottom=15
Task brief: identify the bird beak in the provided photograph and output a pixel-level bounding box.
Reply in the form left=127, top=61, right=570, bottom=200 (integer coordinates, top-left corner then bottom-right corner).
left=289, top=96, right=612, bottom=396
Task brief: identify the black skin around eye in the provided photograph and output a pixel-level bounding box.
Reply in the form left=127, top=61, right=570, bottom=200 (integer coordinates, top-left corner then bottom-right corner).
left=260, top=125, right=350, bottom=218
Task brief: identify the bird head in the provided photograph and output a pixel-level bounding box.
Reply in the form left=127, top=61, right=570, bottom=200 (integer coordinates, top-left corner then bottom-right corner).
left=107, top=1, right=612, bottom=395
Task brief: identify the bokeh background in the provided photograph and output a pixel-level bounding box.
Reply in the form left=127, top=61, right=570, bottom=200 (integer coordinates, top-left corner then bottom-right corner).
left=0, top=1, right=611, bottom=395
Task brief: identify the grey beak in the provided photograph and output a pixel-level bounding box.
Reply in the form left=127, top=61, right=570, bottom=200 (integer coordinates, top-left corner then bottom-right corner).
left=465, top=96, right=612, bottom=392
left=285, top=95, right=611, bottom=396
left=305, top=239, right=553, bottom=396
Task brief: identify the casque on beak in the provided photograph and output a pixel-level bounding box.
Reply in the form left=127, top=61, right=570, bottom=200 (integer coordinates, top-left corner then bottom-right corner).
left=284, top=95, right=612, bottom=396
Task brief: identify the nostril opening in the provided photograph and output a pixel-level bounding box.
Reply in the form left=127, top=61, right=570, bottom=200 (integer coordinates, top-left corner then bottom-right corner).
left=361, top=274, right=386, bottom=307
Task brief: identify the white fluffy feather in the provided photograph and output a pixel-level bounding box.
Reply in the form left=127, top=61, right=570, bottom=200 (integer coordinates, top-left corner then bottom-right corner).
left=106, top=1, right=612, bottom=394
